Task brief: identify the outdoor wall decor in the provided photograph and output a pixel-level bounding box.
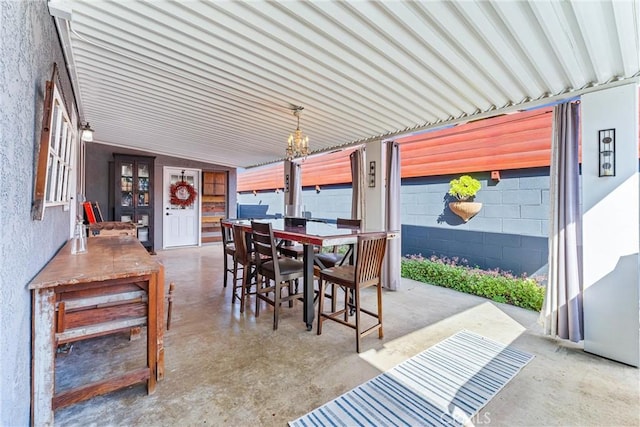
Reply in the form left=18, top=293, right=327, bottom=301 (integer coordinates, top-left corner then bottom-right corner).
left=598, top=128, right=615, bottom=177
left=32, top=63, right=76, bottom=220
left=448, top=175, right=482, bottom=222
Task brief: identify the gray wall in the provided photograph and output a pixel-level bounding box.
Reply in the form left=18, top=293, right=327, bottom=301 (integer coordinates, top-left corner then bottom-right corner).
left=86, top=143, right=237, bottom=249
left=238, top=169, right=549, bottom=276
left=0, top=1, right=75, bottom=424
left=237, top=185, right=352, bottom=221
left=401, top=169, right=550, bottom=275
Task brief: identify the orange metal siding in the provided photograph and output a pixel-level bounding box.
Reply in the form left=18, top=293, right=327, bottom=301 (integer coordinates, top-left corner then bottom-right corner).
left=398, top=108, right=554, bottom=178
left=238, top=148, right=356, bottom=192
left=238, top=104, right=639, bottom=192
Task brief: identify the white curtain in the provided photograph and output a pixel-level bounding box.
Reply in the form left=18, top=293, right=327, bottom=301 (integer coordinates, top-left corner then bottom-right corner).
left=350, top=148, right=365, bottom=221
left=540, top=101, right=583, bottom=342
left=384, top=141, right=401, bottom=290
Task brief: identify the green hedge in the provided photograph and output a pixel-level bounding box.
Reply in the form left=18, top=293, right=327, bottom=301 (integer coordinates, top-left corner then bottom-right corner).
left=401, top=255, right=545, bottom=311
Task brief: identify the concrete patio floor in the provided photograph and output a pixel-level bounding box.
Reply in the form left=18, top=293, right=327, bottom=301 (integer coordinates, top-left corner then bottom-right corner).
left=54, top=244, right=639, bottom=426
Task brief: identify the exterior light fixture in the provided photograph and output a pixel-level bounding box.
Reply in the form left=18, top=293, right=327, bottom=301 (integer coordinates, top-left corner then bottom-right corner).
left=598, top=129, right=615, bottom=177
left=368, top=161, right=376, bottom=187
left=286, top=106, right=309, bottom=160
left=80, top=122, right=94, bottom=142
left=315, top=185, right=321, bottom=194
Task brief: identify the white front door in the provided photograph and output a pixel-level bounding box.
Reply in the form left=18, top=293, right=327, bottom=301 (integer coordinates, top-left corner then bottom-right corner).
left=163, top=167, right=201, bottom=248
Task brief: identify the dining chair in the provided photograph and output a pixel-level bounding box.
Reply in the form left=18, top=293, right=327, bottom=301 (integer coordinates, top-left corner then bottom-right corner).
left=251, top=221, right=305, bottom=330
left=314, top=218, right=362, bottom=269
left=231, top=224, right=256, bottom=313
left=315, top=218, right=362, bottom=312
left=220, top=220, right=236, bottom=288
left=316, top=232, right=387, bottom=353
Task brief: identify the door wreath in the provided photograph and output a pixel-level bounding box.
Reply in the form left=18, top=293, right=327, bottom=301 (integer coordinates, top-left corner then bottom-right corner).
left=170, top=180, right=197, bottom=207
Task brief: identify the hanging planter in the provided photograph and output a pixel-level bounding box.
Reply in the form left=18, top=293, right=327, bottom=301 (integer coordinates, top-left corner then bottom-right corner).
left=448, top=175, right=483, bottom=222
left=448, top=201, right=483, bottom=222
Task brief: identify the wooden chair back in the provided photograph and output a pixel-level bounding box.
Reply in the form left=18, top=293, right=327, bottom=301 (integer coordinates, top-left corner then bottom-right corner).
left=232, top=224, right=251, bottom=265
left=221, top=220, right=234, bottom=246
left=250, top=221, right=280, bottom=277
left=354, top=232, right=388, bottom=287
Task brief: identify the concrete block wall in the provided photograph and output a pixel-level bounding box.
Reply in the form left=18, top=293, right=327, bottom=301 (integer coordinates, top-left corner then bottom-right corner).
left=401, top=168, right=550, bottom=275
left=237, top=185, right=352, bottom=221
left=236, top=169, right=549, bottom=276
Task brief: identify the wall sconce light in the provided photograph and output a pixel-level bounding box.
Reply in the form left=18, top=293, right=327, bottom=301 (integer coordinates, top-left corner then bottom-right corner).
left=598, top=129, right=615, bottom=177
left=253, top=190, right=257, bottom=196
left=368, top=161, right=376, bottom=187
left=80, top=122, right=94, bottom=142
left=315, top=185, right=321, bottom=194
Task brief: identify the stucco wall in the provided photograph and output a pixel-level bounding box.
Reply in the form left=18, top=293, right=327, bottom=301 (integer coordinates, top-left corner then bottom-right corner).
left=0, top=1, right=74, bottom=424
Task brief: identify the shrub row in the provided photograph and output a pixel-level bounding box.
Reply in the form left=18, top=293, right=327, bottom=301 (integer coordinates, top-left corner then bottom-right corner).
left=401, top=255, right=545, bottom=311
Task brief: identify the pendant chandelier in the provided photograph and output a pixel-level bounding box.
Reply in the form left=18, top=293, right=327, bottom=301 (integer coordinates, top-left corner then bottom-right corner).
left=286, top=106, right=309, bottom=160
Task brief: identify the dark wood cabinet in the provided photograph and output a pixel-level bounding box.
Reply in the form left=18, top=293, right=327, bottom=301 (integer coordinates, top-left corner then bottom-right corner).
left=113, top=154, right=155, bottom=252
left=201, top=171, right=227, bottom=243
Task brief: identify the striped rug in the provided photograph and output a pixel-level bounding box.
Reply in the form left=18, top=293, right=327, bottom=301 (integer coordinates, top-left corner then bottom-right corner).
left=289, top=330, right=534, bottom=427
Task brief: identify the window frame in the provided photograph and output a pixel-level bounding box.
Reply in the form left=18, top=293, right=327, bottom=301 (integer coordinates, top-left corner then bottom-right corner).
left=33, top=66, right=77, bottom=220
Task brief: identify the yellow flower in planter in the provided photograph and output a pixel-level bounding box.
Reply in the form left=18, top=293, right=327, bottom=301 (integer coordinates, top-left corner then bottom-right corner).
left=448, top=175, right=481, bottom=201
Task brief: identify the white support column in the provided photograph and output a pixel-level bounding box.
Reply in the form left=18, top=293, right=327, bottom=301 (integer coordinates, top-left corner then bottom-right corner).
left=581, top=82, right=640, bottom=367
left=364, top=140, right=385, bottom=231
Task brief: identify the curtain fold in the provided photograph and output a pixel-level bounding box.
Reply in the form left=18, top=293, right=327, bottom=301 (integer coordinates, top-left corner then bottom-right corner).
left=540, top=101, right=583, bottom=342
left=384, top=141, right=401, bottom=290
left=350, top=148, right=365, bottom=221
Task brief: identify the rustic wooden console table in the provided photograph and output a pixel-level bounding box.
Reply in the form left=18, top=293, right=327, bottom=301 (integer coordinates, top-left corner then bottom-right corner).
left=29, top=236, right=165, bottom=426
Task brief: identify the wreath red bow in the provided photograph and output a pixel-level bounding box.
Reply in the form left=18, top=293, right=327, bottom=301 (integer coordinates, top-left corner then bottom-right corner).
left=170, top=181, right=197, bottom=207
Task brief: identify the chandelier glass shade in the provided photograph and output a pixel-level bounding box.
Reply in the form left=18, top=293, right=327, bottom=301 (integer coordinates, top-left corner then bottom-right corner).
left=286, top=108, right=309, bottom=160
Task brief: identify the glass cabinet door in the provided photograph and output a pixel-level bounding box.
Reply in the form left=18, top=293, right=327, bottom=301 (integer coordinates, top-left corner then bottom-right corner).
left=114, top=154, right=155, bottom=253
left=120, top=162, right=134, bottom=207
left=137, top=163, right=150, bottom=207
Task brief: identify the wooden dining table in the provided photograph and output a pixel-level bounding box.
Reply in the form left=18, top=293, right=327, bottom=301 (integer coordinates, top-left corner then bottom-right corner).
left=222, top=218, right=393, bottom=330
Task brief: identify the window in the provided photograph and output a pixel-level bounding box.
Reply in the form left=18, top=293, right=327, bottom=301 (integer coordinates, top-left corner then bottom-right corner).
left=33, top=65, right=77, bottom=220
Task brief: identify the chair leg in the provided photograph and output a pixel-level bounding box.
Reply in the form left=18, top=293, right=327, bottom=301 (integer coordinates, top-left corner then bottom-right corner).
left=239, top=263, right=247, bottom=313
left=355, top=286, right=362, bottom=353
left=331, top=284, right=337, bottom=312
left=273, top=280, right=280, bottom=330
left=377, top=282, right=384, bottom=339
left=255, top=273, right=262, bottom=317
left=223, top=254, right=228, bottom=288
left=288, top=280, right=295, bottom=308
left=232, top=261, right=243, bottom=306
left=343, top=286, right=349, bottom=322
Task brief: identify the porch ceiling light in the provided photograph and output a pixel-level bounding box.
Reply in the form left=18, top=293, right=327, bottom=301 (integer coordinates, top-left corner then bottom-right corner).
left=81, top=122, right=94, bottom=142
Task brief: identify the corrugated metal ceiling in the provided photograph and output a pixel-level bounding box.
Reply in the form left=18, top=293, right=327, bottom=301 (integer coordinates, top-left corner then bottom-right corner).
left=50, top=0, right=639, bottom=169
